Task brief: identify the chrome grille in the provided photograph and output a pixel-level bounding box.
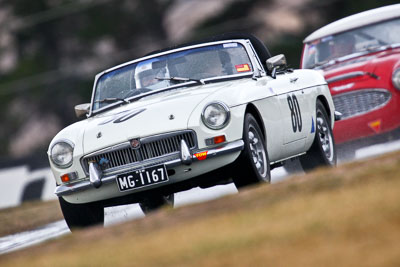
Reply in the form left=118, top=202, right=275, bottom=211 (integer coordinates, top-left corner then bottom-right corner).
left=82, top=130, right=196, bottom=173
left=333, top=89, right=391, bottom=119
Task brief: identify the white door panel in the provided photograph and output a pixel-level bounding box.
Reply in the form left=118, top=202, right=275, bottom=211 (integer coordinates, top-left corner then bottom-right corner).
left=250, top=73, right=316, bottom=160
left=274, top=72, right=313, bottom=156
left=253, top=97, right=284, bottom=162
left=248, top=77, right=283, bottom=161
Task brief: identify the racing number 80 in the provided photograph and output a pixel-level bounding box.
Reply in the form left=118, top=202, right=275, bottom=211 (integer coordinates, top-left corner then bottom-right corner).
left=287, top=94, right=302, bottom=133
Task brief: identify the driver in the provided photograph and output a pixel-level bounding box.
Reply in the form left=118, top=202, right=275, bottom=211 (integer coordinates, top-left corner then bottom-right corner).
left=330, top=33, right=356, bottom=59
left=140, top=70, right=157, bottom=88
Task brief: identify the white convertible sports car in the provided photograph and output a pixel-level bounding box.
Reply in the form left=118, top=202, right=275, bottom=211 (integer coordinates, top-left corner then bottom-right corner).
left=48, top=33, right=337, bottom=229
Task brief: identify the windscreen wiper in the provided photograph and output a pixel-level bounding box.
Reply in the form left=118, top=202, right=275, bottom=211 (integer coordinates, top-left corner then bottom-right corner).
left=313, top=60, right=331, bottom=69
left=95, top=97, right=130, bottom=104
left=156, top=76, right=205, bottom=85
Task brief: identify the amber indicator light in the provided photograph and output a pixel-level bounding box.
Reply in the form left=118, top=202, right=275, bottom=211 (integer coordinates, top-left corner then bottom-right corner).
left=61, top=174, right=70, bottom=183
left=214, top=135, right=226, bottom=144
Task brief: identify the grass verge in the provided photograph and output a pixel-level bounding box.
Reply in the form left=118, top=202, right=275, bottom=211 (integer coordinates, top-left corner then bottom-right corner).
left=0, top=200, right=63, bottom=237
left=1, top=151, right=400, bottom=266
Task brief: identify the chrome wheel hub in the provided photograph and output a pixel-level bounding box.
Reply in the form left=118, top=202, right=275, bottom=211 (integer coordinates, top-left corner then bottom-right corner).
left=248, top=125, right=267, bottom=178
left=316, top=113, right=334, bottom=162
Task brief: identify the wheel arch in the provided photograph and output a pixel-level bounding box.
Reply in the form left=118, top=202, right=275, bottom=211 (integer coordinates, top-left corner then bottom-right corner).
left=317, top=95, right=332, bottom=122
left=244, top=103, right=266, bottom=139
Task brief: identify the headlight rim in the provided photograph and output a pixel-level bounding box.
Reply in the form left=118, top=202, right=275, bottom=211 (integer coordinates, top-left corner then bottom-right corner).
left=392, top=68, right=400, bottom=90
left=50, top=139, right=75, bottom=169
left=201, top=101, right=231, bottom=130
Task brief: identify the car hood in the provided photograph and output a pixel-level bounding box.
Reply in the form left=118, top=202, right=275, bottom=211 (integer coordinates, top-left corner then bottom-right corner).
left=323, top=55, right=377, bottom=81
left=81, top=84, right=227, bottom=154
left=322, top=49, right=400, bottom=93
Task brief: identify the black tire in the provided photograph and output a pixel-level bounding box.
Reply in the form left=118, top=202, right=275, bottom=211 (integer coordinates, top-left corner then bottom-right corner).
left=233, top=113, right=271, bottom=189
left=139, top=194, right=174, bottom=215
left=300, top=100, right=337, bottom=170
left=59, top=197, right=104, bottom=230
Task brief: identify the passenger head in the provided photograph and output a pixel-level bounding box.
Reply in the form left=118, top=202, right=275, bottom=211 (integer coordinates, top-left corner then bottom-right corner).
left=140, top=70, right=156, bottom=88
left=331, top=33, right=355, bottom=58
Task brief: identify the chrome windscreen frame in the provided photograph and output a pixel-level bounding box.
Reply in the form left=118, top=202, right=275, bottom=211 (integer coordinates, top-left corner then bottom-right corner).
left=88, top=39, right=264, bottom=117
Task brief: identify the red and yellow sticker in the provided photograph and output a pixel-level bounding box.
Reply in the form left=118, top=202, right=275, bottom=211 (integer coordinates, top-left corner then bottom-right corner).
left=194, top=151, right=208, bottom=161
left=368, top=119, right=381, bottom=133
left=235, top=64, right=251, bottom=72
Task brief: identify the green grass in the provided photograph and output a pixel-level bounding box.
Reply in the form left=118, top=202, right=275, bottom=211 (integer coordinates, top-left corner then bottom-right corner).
left=0, top=200, right=62, bottom=236
left=1, top=151, right=400, bottom=266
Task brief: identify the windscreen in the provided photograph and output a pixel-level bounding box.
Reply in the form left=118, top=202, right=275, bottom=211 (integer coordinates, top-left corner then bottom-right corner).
left=93, top=42, right=253, bottom=111
left=302, top=18, right=400, bottom=69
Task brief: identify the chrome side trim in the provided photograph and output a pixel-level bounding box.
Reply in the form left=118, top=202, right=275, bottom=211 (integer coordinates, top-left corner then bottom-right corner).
left=55, top=140, right=244, bottom=196
left=270, top=152, right=306, bottom=165
left=326, top=71, right=379, bottom=84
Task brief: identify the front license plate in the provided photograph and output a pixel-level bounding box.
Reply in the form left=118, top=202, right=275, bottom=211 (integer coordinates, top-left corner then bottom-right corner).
left=116, top=165, right=169, bottom=192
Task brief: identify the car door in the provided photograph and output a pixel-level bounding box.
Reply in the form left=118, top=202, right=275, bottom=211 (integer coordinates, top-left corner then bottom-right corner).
left=274, top=71, right=312, bottom=156
left=249, top=76, right=285, bottom=162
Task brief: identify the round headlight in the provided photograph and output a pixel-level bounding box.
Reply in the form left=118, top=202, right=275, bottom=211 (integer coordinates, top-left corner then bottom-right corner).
left=201, top=102, right=230, bottom=130
left=392, top=68, right=400, bottom=90
left=50, top=140, right=74, bottom=168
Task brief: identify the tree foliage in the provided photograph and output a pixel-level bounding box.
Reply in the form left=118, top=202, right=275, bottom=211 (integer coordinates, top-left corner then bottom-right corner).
left=0, top=0, right=398, bottom=159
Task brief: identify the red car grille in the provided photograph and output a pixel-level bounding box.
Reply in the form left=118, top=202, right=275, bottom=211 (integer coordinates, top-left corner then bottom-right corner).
left=333, top=89, right=391, bottom=119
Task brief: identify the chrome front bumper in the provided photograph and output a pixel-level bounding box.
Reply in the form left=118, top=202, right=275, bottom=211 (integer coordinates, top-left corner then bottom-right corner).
left=55, top=139, right=244, bottom=196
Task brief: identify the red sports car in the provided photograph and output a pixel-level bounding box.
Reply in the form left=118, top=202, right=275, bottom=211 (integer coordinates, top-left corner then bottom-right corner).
left=301, top=4, right=400, bottom=158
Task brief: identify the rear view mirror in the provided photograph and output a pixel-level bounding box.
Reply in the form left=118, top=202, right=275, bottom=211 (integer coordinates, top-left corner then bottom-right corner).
left=75, top=103, right=90, bottom=119
left=266, top=54, right=287, bottom=79
left=266, top=54, right=287, bottom=72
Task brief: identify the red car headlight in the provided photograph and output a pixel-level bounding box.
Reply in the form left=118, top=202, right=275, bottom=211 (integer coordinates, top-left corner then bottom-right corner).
left=392, top=68, right=400, bottom=90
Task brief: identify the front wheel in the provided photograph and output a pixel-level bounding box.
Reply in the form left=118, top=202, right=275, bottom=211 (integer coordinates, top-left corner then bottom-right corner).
left=233, top=113, right=271, bottom=189
left=59, top=197, right=104, bottom=230
left=300, top=100, right=337, bottom=170
left=139, top=194, right=174, bottom=215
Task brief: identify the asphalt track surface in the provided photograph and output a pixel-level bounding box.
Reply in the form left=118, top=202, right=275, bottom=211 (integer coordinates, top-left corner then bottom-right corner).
left=1, top=139, right=400, bottom=255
